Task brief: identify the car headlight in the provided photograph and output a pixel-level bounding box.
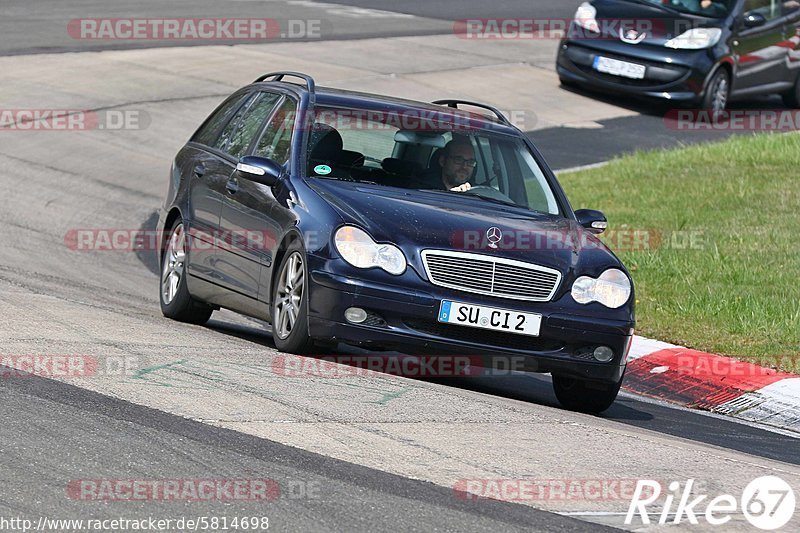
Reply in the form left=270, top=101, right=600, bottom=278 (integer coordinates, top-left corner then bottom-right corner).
left=573, top=2, right=600, bottom=33
left=334, top=226, right=407, bottom=275
left=664, top=28, right=722, bottom=50
left=571, top=268, right=631, bottom=308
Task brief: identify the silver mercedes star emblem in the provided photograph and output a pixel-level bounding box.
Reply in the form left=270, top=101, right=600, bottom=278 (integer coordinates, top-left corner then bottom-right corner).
left=486, top=227, right=502, bottom=249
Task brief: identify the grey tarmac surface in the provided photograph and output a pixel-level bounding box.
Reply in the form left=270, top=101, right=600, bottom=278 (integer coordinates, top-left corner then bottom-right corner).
left=2, top=0, right=789, bottom=169
left=313, top=0, right=585, bottom=20
left=0, top=1, right=582, bottom=56
left=1, top=374, right=605, bottom=533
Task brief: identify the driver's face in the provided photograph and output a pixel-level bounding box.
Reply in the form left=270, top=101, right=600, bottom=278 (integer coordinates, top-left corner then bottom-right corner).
left=440, top=144, right=476, bottom=187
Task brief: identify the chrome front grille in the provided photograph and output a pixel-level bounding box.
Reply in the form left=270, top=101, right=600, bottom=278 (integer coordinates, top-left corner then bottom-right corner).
left=421, top=250, right=561, bottom=302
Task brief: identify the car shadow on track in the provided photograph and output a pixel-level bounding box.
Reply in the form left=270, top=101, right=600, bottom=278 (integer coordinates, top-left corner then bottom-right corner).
left=203, top=313, right=653, bottom=422
left=136, top=210, right=161, bottom=276
left=533, top=88, right=789, bottom=170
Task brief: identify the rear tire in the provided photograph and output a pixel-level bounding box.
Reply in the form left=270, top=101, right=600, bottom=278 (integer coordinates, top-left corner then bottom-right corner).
left=701, top=69, right=730, bottom=117
left=271, top=241, right=315, bottom=354
left=782, top=75, right=800, bottom=108
left=159, top=219, right=214, bottom=325
left=553, top=375, right=622, bottom=414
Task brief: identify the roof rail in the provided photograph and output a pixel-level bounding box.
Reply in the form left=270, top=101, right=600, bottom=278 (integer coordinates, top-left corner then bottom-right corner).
left=254, top=71, right=316, bottom=93
left=432, top=99, right=512, bottom=126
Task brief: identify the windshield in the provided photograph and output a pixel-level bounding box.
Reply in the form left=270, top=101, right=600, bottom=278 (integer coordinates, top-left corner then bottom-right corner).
left=626, top=0, right=734, bottom=17
left=305, top=107, right=561, bottom=216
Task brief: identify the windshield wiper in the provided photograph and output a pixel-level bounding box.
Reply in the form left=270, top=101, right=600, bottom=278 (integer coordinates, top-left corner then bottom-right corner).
left=460, top=191, right=521, bottom=208
left=420, top=189, right=523, bottom=209
left=317, top=175, right=379, bottom=186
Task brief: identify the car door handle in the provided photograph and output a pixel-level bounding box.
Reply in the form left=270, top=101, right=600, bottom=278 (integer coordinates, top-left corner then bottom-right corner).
left=226, top=177, right=239, bottom=195
left=193, top=164, right=206, bottom=178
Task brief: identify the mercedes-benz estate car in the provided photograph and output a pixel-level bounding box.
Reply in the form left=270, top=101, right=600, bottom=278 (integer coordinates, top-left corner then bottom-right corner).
left=158, top=72, right=635, bottom=413
left=557, top=0, right=800, bottom=113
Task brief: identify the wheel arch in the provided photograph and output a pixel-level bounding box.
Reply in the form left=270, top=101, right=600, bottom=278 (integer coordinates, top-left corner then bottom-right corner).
left=160, top=207, right=184, bottom=264
left=269, top=229, right=305, bottom=305
left=705, top=59, right=734, bottom=94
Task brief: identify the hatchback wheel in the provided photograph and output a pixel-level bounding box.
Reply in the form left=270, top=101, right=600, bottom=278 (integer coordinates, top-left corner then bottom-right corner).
left=782, top=75, right=800, bottom=108
left=160, top=219, right=213, bottom=325
left=271, top=241, right=315, bottom=354
left=701, top=69, right=730, bottom=117
left=552, top=375, right=622, bottom=414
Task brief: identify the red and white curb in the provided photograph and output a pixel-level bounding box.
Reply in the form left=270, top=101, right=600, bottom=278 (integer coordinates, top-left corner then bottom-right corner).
left=624, top=336, right=800, bottom=433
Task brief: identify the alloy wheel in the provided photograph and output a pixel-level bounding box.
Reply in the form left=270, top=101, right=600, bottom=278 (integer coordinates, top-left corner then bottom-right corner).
left=161, top=223, right=186, bottom=305
left=274, top=251, right=305, bottom=340
left=711, top=76, right=728, bottom=116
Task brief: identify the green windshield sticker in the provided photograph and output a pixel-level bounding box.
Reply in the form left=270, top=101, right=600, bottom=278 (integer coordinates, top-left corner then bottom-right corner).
left=314, top=165, right=332, bottom=175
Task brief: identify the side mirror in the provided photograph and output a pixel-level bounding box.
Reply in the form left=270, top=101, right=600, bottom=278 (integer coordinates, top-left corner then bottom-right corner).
left=234, top=156, right=283, bottom=187
left=743, top=11, right=767, bottom=28
left=575, top=209, right=608, bottom=234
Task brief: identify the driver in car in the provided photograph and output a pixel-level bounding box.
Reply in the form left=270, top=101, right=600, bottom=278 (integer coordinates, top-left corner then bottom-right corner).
left=683, top=0, right=728, bottom=15
left=437, top=138, right=476, bottom=192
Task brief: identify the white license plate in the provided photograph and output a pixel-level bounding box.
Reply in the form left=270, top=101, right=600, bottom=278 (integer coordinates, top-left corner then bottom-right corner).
left=438, top=300, right=541, bottom=337
left=593, top=56, right=646, bottom=79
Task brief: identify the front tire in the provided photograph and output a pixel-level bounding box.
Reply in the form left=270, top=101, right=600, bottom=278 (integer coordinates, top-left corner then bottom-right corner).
left=159, top=219, right=213, bottom=325
left=271, top=241, right=315, bottom=354
left=552, top=375, right=622, bottom=414
left=701, top=69, right=730, bottom=117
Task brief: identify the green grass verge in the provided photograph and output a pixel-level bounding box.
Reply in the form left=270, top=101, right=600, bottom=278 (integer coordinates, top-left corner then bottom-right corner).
left=558, top=133, right=800, bottom=368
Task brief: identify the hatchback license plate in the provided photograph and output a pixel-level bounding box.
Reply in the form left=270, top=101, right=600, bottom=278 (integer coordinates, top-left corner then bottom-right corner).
left=438, top=300, right=541, bottom=337
left=593, top=56, right=646, bottom=79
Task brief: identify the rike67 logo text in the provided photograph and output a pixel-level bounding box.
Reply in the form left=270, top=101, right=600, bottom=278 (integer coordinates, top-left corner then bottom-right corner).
left=627, top=476, right=796, bottom=530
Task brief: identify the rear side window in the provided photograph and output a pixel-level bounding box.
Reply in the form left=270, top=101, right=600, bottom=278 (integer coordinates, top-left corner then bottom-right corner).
left=254, top=98, right=297, bottom=164
left=225, top=93, right=282, bottom=159
left=192, top=93, right=249, bottom=146
left=214, top=92, right=281, bottom=159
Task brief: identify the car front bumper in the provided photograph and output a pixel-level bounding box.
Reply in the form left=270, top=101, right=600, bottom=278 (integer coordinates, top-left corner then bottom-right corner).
left=306, top=256, right=633, bottom=385
left=556, top=38, right=717, bottom=103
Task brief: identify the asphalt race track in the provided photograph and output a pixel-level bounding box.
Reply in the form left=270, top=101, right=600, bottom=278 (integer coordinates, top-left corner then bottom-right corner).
left=1, top=0, right=773, bottom=166
left=1, top=1, right=799, bottom=532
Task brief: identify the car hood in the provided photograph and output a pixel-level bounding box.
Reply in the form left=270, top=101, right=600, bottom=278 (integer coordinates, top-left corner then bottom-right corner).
left=307, top=179, right=623, bottom=276
left=589, top=0, right=719, bottom=44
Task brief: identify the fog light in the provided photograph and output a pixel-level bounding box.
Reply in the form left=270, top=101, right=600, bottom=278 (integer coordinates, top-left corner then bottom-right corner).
left=593, top=346, right=614, bottom=363
left=345, top=307, right=368, bottom=324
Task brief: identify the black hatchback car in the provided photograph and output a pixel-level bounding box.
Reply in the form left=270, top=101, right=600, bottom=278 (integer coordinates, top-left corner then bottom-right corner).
left=557, top=0, right=800, bottom=112
left=158, top=72, right=635, bottom=413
